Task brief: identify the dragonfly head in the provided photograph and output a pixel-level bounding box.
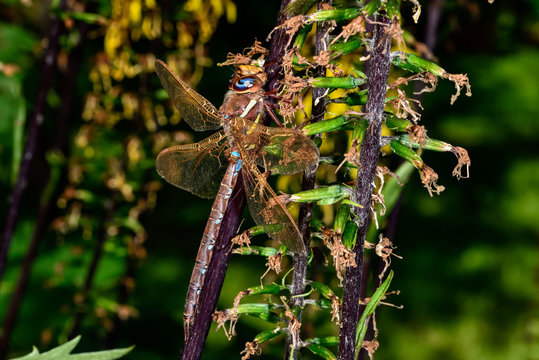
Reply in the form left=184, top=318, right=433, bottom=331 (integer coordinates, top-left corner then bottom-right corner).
left=229, top=65, right=266, bottom=94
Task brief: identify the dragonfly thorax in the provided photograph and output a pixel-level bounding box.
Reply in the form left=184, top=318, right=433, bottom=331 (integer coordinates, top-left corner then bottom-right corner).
left=220, top=90, right=265, bottom=123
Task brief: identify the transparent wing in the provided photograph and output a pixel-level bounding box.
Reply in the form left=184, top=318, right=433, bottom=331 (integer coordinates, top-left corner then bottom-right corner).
left=155, top=60, right=222, bottom=131
left=229, top=118, right=319, bottom=175
left=240, top=156, right=306, bottom=254
left=156, top=132, right=229, bottom=199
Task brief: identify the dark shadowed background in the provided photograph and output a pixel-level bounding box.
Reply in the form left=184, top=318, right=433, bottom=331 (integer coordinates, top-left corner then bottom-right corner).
left=0, top=0, right=537, bottom=359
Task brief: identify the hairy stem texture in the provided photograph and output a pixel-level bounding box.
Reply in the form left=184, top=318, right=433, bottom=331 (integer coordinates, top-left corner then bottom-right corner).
left=338, top=14, right=391, bottom=360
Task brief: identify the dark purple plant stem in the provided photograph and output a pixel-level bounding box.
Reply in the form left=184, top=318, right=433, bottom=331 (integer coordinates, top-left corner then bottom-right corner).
left=0, top=17, right=87, bottom=358
left=180, top=2, right=294, bottom=359
left=337, top=14, right=392, bottom=360
left=0, top=204, right=51, bottom=360
left=425, top=0, right=444, bottom=52
left=0, top=0, right=67, bottom=285
left=265, top=0, right=295, bottom=97
left=283, top=1, right=330, bottom=358
left=357, top=4, right=445, bottom=359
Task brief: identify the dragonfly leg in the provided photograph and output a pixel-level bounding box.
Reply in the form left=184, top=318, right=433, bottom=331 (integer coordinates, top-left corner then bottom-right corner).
left=264, top=102, right=284, bottom=127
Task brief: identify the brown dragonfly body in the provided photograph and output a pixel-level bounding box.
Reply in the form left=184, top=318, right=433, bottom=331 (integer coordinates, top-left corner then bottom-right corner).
left=154, top=60, right=318, bottom=339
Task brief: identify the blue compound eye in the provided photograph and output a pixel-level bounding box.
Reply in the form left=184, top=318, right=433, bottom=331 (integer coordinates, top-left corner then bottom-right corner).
left=233, top=77, right=255, bottom=91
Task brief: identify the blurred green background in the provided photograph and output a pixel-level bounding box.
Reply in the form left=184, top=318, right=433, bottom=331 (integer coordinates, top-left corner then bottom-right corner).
left=0, top=0, right=537, bottom=359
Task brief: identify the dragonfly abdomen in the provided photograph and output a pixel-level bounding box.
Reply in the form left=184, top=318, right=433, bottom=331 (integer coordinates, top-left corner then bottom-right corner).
left=183, top=158, right=242, bottom=340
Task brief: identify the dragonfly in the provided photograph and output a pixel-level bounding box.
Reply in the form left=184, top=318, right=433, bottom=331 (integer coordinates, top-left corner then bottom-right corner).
left=154, top=60, right=319, bottom=339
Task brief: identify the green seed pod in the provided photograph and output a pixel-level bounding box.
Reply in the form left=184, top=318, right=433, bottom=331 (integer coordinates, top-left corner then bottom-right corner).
left=385, top=116, right=412, bottom=132
left=329, top=37, right=364, bottom=56
left=352, top=118, right=369, bottom=143
left=389, top=140, right=423, bottom=169
left=342, top=220, right=358, bottom=249
left=302, top=116, right=346, bottom=136
left=306, top=8, right=362, bottom=22
left=330, top=90, right=368, bottom=106
left=289, top=185, right=351, bottom=204
left=392, top=53, right=445, bottom=77
left=363, top=0, right=382, bottom=16
left=334, top=204, right=351, bottom=234
left=397, top=134, right=453, bottom=152
left=233, top=246, right=279, bottom=257
left=293, top=23, right=313, bottom=48
left=310, top=76, right=365, bottom=89
left=385, top=0, right=402, bottom=19
left=247, top=284, right=283, bottom=296
left=312, top=281, right=337, bottom=300
left=310, top=217, right=325, bottom=232
left=253, top=328, right=282, bottom=343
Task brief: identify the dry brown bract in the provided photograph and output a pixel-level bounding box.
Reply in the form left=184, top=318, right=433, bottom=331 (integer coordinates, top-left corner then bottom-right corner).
left=213, top=309, right=239, bottom=340
left=388, top=88, right=423, bottom=122
left=335, top=137, right=362, bottom=174
left=405, top=0, right=422, bottom=23
left=267, top=15, right=306, bottom=46
left=240, top=341, right=261, bottom=360
left=329, top=292, right=342, bottom=325
left=451, top=146, right=471, bottom=179
left=282, top=296, right=302, bottom=349
left=260, top=251, right=283, bottom=284
left=218, top=40, right=268, bottom=67
left=231, top=230, right=253, bottom=254
left=446, top=73, right=472, bottom=105
left=375, top=235, right=402, bottom=280
left=420, top=165, right=445, bottom=196
left=322, top=229, right=357, bottom=286
left=362, top=340, right=380, bottom=360
left=407, top=125, right=428, bottom=149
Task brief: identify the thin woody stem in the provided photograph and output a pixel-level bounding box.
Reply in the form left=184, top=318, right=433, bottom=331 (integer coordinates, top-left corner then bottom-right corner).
left=338, top=14, right=392, bottom=360
left=284, top=1, right=331, bottom=358
left=0, top=15, right=88, bottom=358
left=0, top=0, right=67, bottom=285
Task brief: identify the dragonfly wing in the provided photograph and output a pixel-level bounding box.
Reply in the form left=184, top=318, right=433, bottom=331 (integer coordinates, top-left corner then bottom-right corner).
left=232, top=119, right=319, bottom=175
left=155, top=60, right=222, bottom=131
left=241, top=161, right=306, bottom=254
left=156, top=132, right=228, bottom=199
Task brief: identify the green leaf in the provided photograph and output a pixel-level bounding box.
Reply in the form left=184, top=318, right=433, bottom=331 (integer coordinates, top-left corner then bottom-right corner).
left=309, top=344, right=337, bottom=360
left=38, top=336, right=81, bottom=359
left=66, top=347, right=133, bottom=360
left=354, top=271, right=394, bottom=359
left=10, top=336, right=133, bottom=360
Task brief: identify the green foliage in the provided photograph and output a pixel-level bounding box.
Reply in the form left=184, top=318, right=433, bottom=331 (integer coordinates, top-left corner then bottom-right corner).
left=11, top=336, right=132, bottom=360
left=355, top=271, right=394, bottom=359
left=0, top=21, right=37, bottom=183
